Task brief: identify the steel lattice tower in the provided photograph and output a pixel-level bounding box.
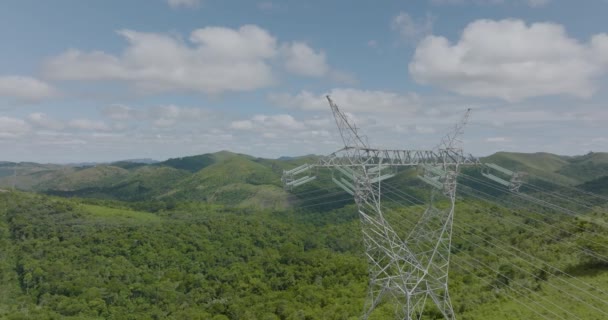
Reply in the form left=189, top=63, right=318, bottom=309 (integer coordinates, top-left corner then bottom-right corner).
left=283, top=96, right=478, bottom=319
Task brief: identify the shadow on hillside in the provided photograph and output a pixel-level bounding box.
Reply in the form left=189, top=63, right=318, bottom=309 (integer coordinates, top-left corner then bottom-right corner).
left=564, top=261, right=608, bottom=277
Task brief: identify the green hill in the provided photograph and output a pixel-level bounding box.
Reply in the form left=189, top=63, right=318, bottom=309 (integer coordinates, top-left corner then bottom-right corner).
left=0, top=162, right=69, bottom=190
left=35, top=165, right=129, bottom=191
left=1, top=185, right=607, bottom=319
left=481, top=152, right=576, bottom=185
left=2, top=151, right=608, bottom=211
left=481, top=151, right=608, bottom=186
left=579, top=176, right=608, bottom=196
left=557, top=152, right=608, bottom=183
left=164, top=152, right=290, bottom=208
left=32, top=151, right=322, bottom=209
left=159, top=153, right=218, bottom=172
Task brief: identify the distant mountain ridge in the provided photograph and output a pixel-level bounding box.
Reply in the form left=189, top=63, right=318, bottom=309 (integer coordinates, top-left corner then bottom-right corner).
left=0, top=151, right=311, bottom=209
left=481, top=151, right=608, bottom=186
left=1, top=151, right=607, bottom=207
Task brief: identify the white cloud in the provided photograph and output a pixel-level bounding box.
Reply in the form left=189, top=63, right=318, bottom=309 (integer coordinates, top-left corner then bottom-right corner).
left=279, top=42, right=355, bottom=83
left=150, top=105, right=211, bottom=127
left=486, top=136, right=511, bottom=142
left=430, top=0, right=503, bottom=5
left=102, top=104, right=137, bottom=121
left=430, top=0, right=550, bottom=7
left=27, top=113, right=64, bottom=130
left=304, top=117, right=331, bottom=128
left=414, top=125, right=436, bottom=134
left=0, top=76, right=56, bottom=102
left=230, top=114, right=305, bottom=131
left=44, top=25, right=278, bottom=95
left=524, top=0, right=550, bottom=7
left=101, top=104, right=212, bottom=127
left=230, top=120, right=254, bottom=130
left=268, top=88, right=420, bottom=113
left=328, top=70, right=358, bottom=85
left=592, top=34, right=608, bottom=65
left=167, top=0, right=201, bottom=9
left=44, top=25, right=348, bottom=93
left=257, top=1, right=278, bottom=11
left=409, top=19, right=608, bottom=101
left=391, top=11, right=434, bottom=41
left=281, top=42, right=329, bottom=77
left=68, top=119, right=110, bottom=131
left=0, top=117, right=30, bottom=138
left=226, top=113, right=338, bottom=155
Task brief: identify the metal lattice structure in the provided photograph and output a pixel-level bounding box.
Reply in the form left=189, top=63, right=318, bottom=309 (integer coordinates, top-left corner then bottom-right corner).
left=282, top=96, right=479, bottom=319
left=481, top=163, right=527, bottom=192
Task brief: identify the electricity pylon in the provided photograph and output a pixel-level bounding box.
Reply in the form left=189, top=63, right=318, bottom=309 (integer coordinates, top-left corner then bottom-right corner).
left=282, top=96, right=478, bottom=319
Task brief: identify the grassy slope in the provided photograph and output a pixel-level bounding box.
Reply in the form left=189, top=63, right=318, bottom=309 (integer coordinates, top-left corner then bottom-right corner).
left=82, top=204, right=162, bottom=224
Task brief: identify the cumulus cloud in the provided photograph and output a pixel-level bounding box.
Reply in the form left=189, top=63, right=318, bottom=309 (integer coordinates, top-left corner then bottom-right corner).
left=430, top=0, right=550, bottom=7
left=43, top=25, right=349, bottom=93
left=486, top=136, right=512, bottom=142
left=524, top=0, right=550, bottom=7
left=149, top=105, right=211, bottom=127
left=228, top=113, right=335, bottom=148
left=68, top=119, right=111, bottom=131
left=409, top=19, right=608, bottom=101
left=431, top=0, right=504, bottom=4
left=268, top=88, right=420, bottom=113
left=230, top=114, right=305, bottom=131
left=0, top=76, right=56, bottom=102
left=27, top=113, right=64, bottom=130
left=102, top=104, right=137, bottom=121
left=414, top=125, right=436, bottom=134
left=167, top=0, right=201, bottom=9
left=230, top=120, right=254, bottom=130
left=391, top=11, right=434, bottom=42
left=257, top=1, right=280, bottom=11
left=0, top=117, right=30, bottom=138
left=44, top=25, right=278, bottom=94
left=279, top=42, right=355, bottom=83
left=101, top=104, right=211, bottom=127
left=281, top=42, right=329, bottom=77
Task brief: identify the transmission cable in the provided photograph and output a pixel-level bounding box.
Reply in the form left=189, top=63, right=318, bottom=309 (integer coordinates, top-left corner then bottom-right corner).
left=372, top=190, right=590, bottom=319
left=378, top=182, right=608, bottom=304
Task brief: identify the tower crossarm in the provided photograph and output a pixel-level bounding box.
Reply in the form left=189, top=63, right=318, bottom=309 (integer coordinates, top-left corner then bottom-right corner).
left=315, top=147, right=480, bottom=168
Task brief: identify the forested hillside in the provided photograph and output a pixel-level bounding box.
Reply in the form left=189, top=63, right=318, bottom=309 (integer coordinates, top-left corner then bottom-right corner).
left=3, top=151, right=608, bottom=208
left=1, top=187, right=607, bottom=319
left=1, top=151, right=608, bottom=319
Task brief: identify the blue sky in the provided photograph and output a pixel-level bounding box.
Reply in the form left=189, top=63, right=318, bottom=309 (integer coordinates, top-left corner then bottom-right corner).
left=1, top=0, right=607, bottom=162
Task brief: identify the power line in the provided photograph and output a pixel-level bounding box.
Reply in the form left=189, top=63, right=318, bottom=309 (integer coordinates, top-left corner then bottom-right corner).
left=378, top=182, right=608, bottom=307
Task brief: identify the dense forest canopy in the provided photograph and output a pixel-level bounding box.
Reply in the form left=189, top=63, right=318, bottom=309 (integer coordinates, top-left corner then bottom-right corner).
left=1, top=151, right=607, bottom=319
